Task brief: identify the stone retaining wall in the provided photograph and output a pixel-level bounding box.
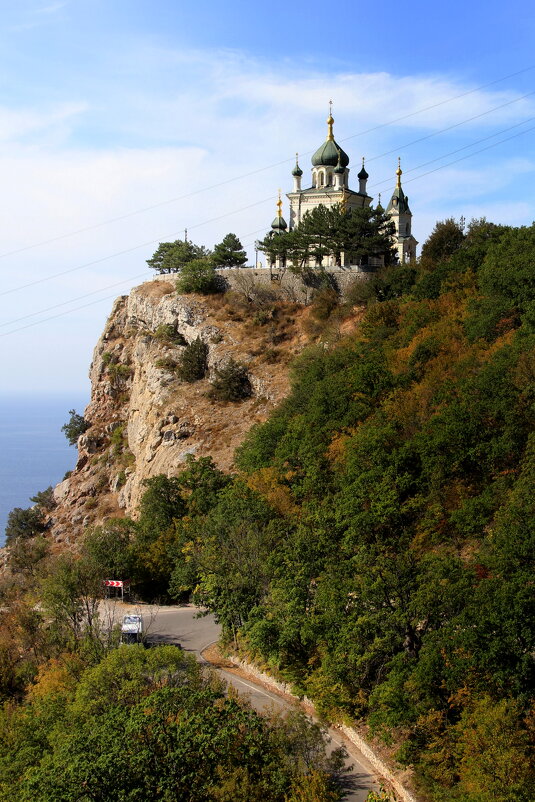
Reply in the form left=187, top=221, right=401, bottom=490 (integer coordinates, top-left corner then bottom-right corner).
left=228, top=655, right=419, bottom=802
left=150, top=265, right=371, bottom=304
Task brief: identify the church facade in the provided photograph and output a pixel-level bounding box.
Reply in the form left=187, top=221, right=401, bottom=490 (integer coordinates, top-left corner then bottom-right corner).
left=269, top=110, right=417, bottom=268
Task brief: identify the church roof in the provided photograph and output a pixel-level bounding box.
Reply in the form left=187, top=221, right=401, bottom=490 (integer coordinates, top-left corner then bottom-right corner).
left=271, top=215, right=287, bottom=232
left=334, top=150, right=345, bottom=174
left=312, top=139, right=349, bottom=168
left=386, top=185, right=411, bottom=214
left=311, top=113, right=349, bottom=168
left=386, top=162, right=411, bottom=214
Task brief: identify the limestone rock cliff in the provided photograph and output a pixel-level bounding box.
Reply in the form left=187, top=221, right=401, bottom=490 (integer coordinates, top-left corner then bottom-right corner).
left=50, top=277, right=310, bottom=544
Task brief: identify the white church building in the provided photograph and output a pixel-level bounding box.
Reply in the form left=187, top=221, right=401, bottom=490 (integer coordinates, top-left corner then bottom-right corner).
left=269, top=109, right=417, bottom=267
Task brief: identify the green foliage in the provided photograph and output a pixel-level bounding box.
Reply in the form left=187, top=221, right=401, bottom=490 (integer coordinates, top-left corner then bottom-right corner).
left=479, top=222, right=535, bottom=311
left=212, top=232, right=248, bottom=267
left=146, top=238, right=210, bottom=274
left=81, top=519, right=136, bottom=580
left=0, top=646, right=344, bottom=802
left=61, top=408, right=89, bottom=446
left=420, top=217, right=465, bottom=266
left=107, top=362, right=132, bottom=383
left=209, top=358, right=252, bottom=401
left=138, top=474, right=186, bottom=535
left=5, top=506, right=46, bottom=544
left=229, top=218, right=535, bottom=799
left=153, top=322, right=187, bottom=345
left=365, top=789, right=395, bottom=802
left=6, top=215, right=534, bottom=802
left=176, top=257, right=221, bottom=294
left=39, top=554, right=104, bottom=654
left=310, top=288, right=339, bottom=320
left=170, top=482, right=283, bottom=637
left=30, top=487, right=56, bottom=511
left=154, top=356, right=178, bottom=371
left=258, top=203, right=396, bottom=269
left=7, top=534, right=49, bottom=574
left=177, top=336, right=209, bottom=381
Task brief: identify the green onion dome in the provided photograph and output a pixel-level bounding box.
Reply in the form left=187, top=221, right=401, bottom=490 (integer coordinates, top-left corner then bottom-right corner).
left=311, top=113, right=349, bottom=168
left=334, top=149, right=345, bottom=174
left=271, top=215, right=287, bottom=232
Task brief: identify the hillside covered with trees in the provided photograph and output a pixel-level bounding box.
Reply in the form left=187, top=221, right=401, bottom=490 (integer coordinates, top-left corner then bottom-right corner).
left=2, top=216, right=534, bottom=801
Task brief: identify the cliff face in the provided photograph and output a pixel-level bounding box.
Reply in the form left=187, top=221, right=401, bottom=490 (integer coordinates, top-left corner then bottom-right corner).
left=50, top=277, right=310, bottom=544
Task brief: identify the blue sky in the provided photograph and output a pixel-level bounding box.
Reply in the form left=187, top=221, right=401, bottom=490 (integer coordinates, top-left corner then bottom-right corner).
left=1, top=0, right=534, bottom=394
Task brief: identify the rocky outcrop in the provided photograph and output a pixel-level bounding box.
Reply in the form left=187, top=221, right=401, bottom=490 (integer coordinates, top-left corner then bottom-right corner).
left=50, top=277, right=311, bottom=543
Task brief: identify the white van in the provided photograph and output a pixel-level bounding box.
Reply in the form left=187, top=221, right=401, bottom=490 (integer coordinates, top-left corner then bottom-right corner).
left=120, top=614, right=144, bottom=644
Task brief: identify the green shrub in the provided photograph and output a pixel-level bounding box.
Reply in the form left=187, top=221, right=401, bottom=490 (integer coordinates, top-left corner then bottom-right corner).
left=311, top=288, right=339, bottom=320
left=108, top=363, right=132, bottom=380
left=155, top=357, right=179, bottom=371
left=176, top=258, right=221, bottom=294
left=177, top=337, right=209, bottom=382
left=153, top=323, right=187, bottom=345
left=252, top=309, right=274, bottom=326
left=61, top=408, right=90, bottom=446
left=209, top=358, right=252, bottom=401
left=262, top=348, right=281, bottom=364
left=30, top=486, right=56, bottom=511
left=5, top=506, right=46, bottom=544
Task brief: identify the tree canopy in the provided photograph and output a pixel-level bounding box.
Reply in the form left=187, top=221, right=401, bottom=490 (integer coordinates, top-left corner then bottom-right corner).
left=147, top=239, right=211, bottom=274
left=212, top=233, right=248, bottom=268
left=258, top=204, right=397, bottom=270
left=176, top=258, right=221, bottom=294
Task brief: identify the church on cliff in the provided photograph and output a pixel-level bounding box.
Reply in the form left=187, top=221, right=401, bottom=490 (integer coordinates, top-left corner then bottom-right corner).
left=268, top=108, right=418, bottom=267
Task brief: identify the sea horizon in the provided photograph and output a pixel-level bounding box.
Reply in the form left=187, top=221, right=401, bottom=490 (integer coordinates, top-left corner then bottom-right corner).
left=0, top=393, right=89, bottom=547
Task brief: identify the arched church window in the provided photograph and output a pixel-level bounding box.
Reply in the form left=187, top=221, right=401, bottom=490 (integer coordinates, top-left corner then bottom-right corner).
left=319, top=172, right=324, bottom=187
left=406, top=222, right=410, bottom=235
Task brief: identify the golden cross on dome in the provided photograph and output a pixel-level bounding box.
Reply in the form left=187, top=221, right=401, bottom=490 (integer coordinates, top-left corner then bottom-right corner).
left=276, top=189, right=283, bottom=217
left=327, top=100, right=334, bottom=140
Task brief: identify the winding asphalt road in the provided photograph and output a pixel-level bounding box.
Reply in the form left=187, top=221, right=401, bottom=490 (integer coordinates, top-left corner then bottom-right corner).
left=106, top=602, right=382, bottom=801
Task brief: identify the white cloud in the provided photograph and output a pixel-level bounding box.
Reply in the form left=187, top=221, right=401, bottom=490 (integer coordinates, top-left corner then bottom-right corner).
left=35, top=2, right=69, bottom=14
left=0, top=102, right=87, bottom=143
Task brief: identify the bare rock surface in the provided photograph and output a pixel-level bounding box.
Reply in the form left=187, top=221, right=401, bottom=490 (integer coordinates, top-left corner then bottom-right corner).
left=48, top=278, right=313, bottom=543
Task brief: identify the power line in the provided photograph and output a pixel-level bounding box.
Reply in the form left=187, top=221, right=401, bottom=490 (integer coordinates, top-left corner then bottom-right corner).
left=0, top=197, right=275, bottom=298
left=0, top=231, right=267, bottom=331
left=374, top=116, right=535, bottom=186
left=365, top=90, right=535, bottom=166
left=0, top=65, right=533, bottom=261
left=0, top=231, right=267, bottom=337
left=3, top=115, right=535, bottom=332
left=2, top=88, right=533, bottom=302
left=369, top=119, right=535, bottom=192
left=0, top=271, right=148, bottom=328
left=0, top=291, right=140, bottom=338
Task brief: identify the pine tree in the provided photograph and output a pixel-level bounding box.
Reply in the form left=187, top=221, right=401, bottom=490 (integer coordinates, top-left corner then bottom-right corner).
left=212, top=233, right=248, bottom=268
left=146, top=239, right=211, bottom=274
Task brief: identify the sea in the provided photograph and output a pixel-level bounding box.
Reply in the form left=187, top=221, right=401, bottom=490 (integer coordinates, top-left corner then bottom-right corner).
left=0, top=394, right=88, bottom=547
